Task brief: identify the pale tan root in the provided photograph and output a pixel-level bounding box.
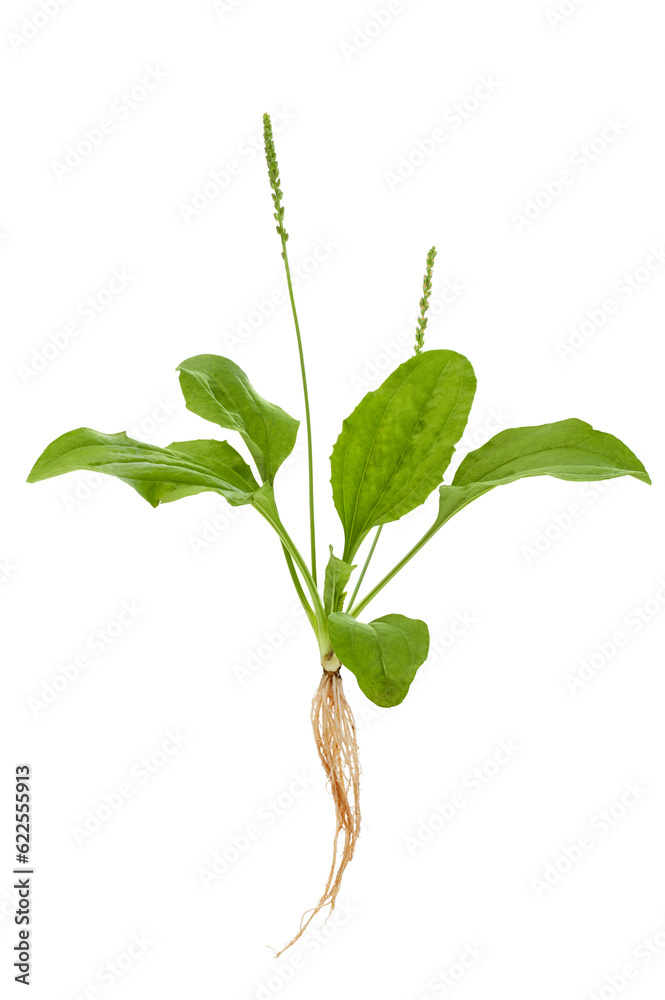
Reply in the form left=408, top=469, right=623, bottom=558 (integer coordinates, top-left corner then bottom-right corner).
left=273, top=669, right=361, bottom=956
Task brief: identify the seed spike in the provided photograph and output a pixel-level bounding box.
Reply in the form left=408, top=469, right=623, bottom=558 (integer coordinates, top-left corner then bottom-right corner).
left=262, top=113, right=318, bottom=586
left=414, top=245, right=437, bottom=354
left=263, top=112, right=288, bottom=242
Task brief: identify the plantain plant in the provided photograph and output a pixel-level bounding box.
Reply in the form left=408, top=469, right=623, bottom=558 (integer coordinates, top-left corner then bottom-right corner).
left=27, top=114, right=651, bottom=953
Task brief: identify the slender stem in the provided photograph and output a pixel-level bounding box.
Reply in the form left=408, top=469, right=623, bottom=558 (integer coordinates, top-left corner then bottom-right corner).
left=281, top=544, right=315, bottom=629
left=282, top=249, right=317, bottom=583
left=349, top=526, right=434, bottom=618
left=346, top=525, right=383, bottom=611
left=253, top=494, right=328, bottom=646
left=350, top=488, right=491, bottom=618
left=263, top=113, right=317, bottom=584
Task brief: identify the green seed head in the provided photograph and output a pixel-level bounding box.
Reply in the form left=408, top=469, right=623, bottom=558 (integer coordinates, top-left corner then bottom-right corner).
left=414, top=246, right=437, bottom=354
left=263, top=112, right=288, bottom=245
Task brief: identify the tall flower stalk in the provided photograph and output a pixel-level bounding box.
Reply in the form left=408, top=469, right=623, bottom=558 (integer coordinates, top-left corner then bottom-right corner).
left=263, top=113, right=318, bottom=583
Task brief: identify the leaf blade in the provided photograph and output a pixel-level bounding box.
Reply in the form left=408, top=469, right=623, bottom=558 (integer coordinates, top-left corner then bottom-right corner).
left=454, top=418, right=651, bottom=487
left=177, top=354, right=299, bottom=483
left=27, top=428, right=261, bottom=507
left=323, top=547, right=355, bottom=615
left=331, top=350, right=476, bottom=561
left=328, top=611, right=430, bottom=707
left=434, top=418, right=651, bottom=528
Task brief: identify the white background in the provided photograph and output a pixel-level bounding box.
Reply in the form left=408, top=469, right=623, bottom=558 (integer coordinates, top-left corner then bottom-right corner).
left=2, top=1, right=664, bottom=997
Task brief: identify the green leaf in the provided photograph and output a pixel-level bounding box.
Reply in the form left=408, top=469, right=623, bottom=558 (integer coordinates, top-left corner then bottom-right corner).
left=177, top=354, right=299, bottom=483
left=434, top=418, right=651, bottom=528
left=328, top=611, right=430, bottom=707
left=27, top=428, right=261, bottom=508
left=323, top=547, right=355, bottom=615
left=331, top=350, right=476, bottom=561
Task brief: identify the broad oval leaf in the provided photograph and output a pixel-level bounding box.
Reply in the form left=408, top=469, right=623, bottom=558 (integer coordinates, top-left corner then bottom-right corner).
left=434, top=418, right=651, bottom=528
left=323, top=547, right=355, bottom=615
left=27, top=428, right=261, bottom=508
left=177, top=354, right=299, bottom=483
left=331, top=350, right=476, bottom=561
left=328, top=611, right=429, bottom=707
